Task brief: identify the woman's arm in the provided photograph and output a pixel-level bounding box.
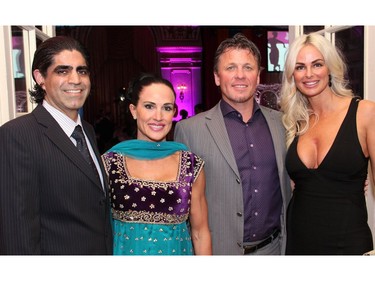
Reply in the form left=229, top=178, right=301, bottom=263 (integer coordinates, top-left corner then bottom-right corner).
left=359, top=100, right=375, bottom=187
left=189, top=168, right=212, bottom=255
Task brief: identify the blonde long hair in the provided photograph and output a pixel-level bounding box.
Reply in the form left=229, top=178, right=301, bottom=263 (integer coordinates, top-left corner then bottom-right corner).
left=279, top=33, right=354, bottom=147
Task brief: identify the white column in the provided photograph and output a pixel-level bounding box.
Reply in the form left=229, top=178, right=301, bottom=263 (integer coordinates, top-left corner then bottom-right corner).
left=0, top=25, right=16, bottom=125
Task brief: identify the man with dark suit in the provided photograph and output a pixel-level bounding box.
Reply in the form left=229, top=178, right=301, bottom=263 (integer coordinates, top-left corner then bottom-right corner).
left=174, top=33, right=292, bottom=255
left=0, top=36, right=113, bottom=254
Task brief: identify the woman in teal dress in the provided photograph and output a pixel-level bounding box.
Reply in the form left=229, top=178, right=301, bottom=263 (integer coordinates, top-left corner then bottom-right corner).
left=102, top=73, right=212, bottom=255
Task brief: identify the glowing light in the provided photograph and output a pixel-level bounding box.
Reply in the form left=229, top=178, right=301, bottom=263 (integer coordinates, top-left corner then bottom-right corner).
left=177, top=84, right=187, bottom=102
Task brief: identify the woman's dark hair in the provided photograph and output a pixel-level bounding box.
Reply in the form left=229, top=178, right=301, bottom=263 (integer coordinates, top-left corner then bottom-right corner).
left=126, top=73, right=176, bottom=105
left=29, top=36, right=90, bottom=104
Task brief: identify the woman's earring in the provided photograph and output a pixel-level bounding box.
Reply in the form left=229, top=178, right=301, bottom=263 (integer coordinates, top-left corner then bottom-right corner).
left=328, top=75, right=332, bottom=87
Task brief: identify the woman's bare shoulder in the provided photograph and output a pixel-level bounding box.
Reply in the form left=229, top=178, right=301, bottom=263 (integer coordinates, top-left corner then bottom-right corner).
left=358, top=99, right=375, bottom=114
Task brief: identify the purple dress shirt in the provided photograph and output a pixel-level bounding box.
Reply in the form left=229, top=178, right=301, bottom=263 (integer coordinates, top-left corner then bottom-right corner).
left=221, top=100, right=282, bottom=242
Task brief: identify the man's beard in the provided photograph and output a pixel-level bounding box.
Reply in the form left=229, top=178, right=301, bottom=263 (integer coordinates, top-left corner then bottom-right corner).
left=225, top=92, right=254, bottom=104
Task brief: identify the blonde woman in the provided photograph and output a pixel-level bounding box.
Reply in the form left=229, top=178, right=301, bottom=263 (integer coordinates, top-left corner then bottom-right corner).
left=280, top=33, right=374, bottom=254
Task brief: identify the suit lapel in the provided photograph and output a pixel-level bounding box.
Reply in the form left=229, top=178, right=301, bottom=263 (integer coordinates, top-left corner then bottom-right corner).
left=260, top=106, right=286, bottom=182
left=33, top=106, right=103, bottom=191
left=82, top=121, right=110, bottom=193
left=205, top=103, right=240, bottom=178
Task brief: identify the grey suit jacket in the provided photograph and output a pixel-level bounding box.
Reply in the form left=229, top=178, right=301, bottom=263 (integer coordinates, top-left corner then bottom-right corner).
left=174, top=100, right=291, bottom=255
left=0, top=105, right=113, bottom=254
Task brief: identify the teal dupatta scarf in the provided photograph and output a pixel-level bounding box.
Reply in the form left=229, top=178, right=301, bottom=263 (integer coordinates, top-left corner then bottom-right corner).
left=107, top=139, right=188, bottom=160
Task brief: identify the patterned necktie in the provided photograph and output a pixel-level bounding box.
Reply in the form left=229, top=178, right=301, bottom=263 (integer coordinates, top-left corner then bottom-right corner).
left=71, top=125, right=100, bottom=180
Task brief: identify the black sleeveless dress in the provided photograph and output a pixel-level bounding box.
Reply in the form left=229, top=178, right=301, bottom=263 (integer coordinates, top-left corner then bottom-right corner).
left=285, top=98, right=373, bottom=255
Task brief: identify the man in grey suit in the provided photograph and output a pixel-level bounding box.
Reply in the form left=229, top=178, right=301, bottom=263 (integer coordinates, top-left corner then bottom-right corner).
left=174, top=33, right=291, bottom=255
left=0, top=36, right=112, bottom=254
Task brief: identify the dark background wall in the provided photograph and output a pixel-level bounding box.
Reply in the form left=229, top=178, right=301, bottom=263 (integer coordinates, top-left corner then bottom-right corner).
left=56, top=25, right=287, bottom=127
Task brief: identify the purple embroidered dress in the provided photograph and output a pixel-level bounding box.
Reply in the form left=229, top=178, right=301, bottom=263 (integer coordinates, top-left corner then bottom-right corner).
left=102, top=150, right=204, bottom=255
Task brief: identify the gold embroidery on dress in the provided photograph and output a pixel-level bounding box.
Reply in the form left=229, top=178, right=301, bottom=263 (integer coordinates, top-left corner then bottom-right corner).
left=112, top=209, right=188, bottom=224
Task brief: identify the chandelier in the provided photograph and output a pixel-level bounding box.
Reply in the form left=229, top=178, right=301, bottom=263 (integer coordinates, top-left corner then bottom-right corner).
left=177, top=84, right=187, bottom=102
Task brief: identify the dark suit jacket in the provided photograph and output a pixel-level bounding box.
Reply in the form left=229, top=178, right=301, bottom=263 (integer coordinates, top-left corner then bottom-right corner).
left=0, top=105, right=113, bottom=254
left=174, top=101, right=292, bottom=255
